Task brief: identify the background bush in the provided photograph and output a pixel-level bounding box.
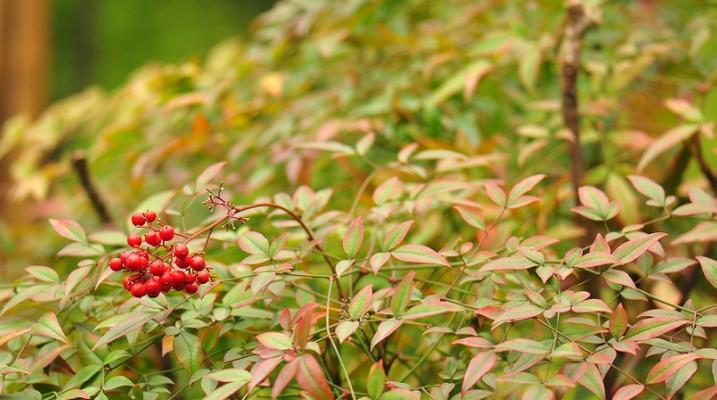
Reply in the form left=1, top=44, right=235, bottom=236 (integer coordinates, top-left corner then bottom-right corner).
left=1, top=0, right=717, bottom=399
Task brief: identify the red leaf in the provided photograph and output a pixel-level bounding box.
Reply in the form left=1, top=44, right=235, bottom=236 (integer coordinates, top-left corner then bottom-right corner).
left=462, top=351, right=496, bottom=392
left=271, top=360, right=298, bottom=400
left=296, top=355, right=334, bottom=400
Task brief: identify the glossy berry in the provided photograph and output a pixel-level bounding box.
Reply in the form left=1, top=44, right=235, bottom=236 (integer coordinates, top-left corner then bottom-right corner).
left=127, top=233, right=142, bottom=248
left=123, top=276, right=134, bottom=290
left=125, top=254, right=142, bottom=270
left=145, top=231, right=162, bottom=246
left=145, top=279, right=161, bottom=297
left=173, top=244, right=189, bottom=259
left=109, top=257, right=123, bottom=271
left=175, top=257, right=189, bottom=269
left=149, top=260, right=166, bottom=276
left=185, top=283, right=199, bottom=294
left=197, top=270, right=210, bottom=284
left=130, top=283, right=146, bottom=297
left=159, top=225, right=175, bottom=241
left=120, top=251, right=131, bottom=266
left=144, top=210, right=157, bottom=223
left=160, top=272, right=174, bottom=290
left=189, top=256, right=206, bottom=271
left=137, top=255, right=149, bottom=269
left=131, top=213, right=146, bottom=227
left=185, top=273, right=196, bottom=284
left=171, top=270, right=186, bottom=290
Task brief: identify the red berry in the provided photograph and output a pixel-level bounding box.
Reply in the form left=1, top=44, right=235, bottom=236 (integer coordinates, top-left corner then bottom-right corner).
left=189, top=256, right=206, bottom=271
left=173, top=244, right=189, bottom=259
left=160, top=272, right=174, bottom=291
left=109, top=257, right=123, bottom=271
left=159, top=225, right=175, bottom=241
left=185, top=273, right=197, bottom=284
left=171, top=270, right=186, bottom=290
left=123, top=276, right=134, bottom=290
left=149, top=260, right=166, bottom=276
left=185, top=283, right=198, bottom=294
left=175, top=257, right=189, bottom=268
left=125, top=254, right=141, bottom=270
left=145, top=279, right=161, bottom=297
left=137, top=254, right=149, bottom=269
left=130, top=283, right=146, bottom=297
left=120, top=251, right=131, bottom=266
left=144, top=210, right=157, bottom=223
left=197, top=270, right=210, bottom=284
left=131, top=213, right=146, bottom=227
left=145, top=231, right=162, bottom=246
left=127, top=233, right=142, bottom=248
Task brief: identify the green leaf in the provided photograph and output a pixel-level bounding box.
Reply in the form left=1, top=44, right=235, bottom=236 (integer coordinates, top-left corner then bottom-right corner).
left=494, top=339, right=550, bottom=355
left=207, top=369, right=251, bottom=383
left=480, top=256, right=535, bottom=272
left=49, top=219, right=87, bottom=242
left=391, top=244, right=448, bottom=266
left=367, top=361, right=385, bottom=400
left=237, top=231, right=270, bottom=256
left=62, top=265, right=92, bottom=308
left=697, top=256, right=717, bottom=289
left=383, top=221, right=413, bottom=250
left=627, top=175, right=666, bottom=206
left=402, top=299, right=463, bottom=320
left=0, top=285, right=47, bottom=316
left=578, top=363, right=605, bottom=400
left=63, top=364, right=102, bottom=390
left=391, top=272, right=414, bottom=315
left=26, top=266, right=59, bottom=283
left=93, top=312, right=157, bottom=350
left=174, top=331, right=203, bottom=373
left=204, top=380, right=250, bottom=400
left=454, top=206, right=485, bottom=230
left=349, top=285, right=373, bottom=320
left=33, top=313, right=68, bottom=344
left=103, top=375, right=135, bottom=390
left=256, top=332, right=292, bottom=350
left=428, top=60, right=491, bottom=106
left=343, top=217, right=364, bottom=258
left=646, top=353, right=702, bottom=384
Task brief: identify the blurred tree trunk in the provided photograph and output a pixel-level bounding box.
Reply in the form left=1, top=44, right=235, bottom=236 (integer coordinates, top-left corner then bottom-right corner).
left=0, top=0, right=49, bottom=124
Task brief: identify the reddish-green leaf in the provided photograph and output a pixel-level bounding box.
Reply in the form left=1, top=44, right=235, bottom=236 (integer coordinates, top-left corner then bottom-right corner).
left=383, top=221, right=413, bottom=250
left=602, top=269, right=636, bottom=289
left=462, top=351, right=496, bottom=392
left=480, top=256, right=535, bottom=272
left=638, top=124, right=697, bottom=171
left=349, top=285, right=373, bottom=319
left=485, top=182, right=506, bottom=207
left=697, top=256, right=717, bottom=289
left=49, top=219, right=86, bottom=242
left=237, top=231, right=270, bottom=256
left=494, top=339, right=550, bottom=355
left=578, top=363, right=605, bottom=400
left=33, top=313, right=68, bottom=344
left=335, top=321, right=359, bottom=343
left=370, top=318, right=403, bottom=350
left=343, top=217, right=364, bottom=258
left=612, top=233, right=667, bottom=264
left=625, top=317, right=689, bottom=341
left=402, top=299, right=463, bottom=320
left=195, top=161, right=226, bottom=192
left=612, top=384, right=644, bottom=400
left=610, top=304, right=628, bottom=339
left=627, top=175, right=665, bottom=205
left=296, top=354, right=334, bottom=400
left=367, top=361, right=385, bottom=400
left=646, top=353, right=702, bottom=384
left=391, top=272, right=414, bottom=315
left=271, top=361, right=298, bottom=400
left=392, top=244, right=449, bottom=266
left=454, top=206, right=485, bottom=230
left=256, top=332, right=292, bottom=350
left=370, top=252, right=391, bottom=274
left=507, top=174, right=545, bottom=205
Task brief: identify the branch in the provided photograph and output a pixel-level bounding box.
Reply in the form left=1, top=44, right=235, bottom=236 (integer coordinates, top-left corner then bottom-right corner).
left=690, top=133, right=717, bottom=194
left=71, top=151, right=112, bottom=224
left=559, top=1, right=592, bottom=205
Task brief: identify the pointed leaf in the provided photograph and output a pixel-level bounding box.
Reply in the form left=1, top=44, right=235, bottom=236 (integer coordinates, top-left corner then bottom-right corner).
left=612, top=233, right=667, bottom=264
left=296, top=354, right=334, bottom=400
left=370, top=318, right=403, bottom=350
left=383, top=221, right=413, bottom=250
left=335, top=321, right=359, bottom=343
left=462, top=351, right=496, bottom=392
left=49, top=219, right=86, bottom=242
left=392, top=244, right=449, bottom=266
left=343, top=217, right=364, bottom=258
left=33, top=313, right=68, bottom=344
left=646, top=353, right=702, bottom=384
left=697, top=256, right=717, bottom=289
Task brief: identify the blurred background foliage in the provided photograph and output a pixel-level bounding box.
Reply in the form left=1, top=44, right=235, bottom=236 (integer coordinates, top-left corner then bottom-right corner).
left=1, top=0, right=717, bottom=283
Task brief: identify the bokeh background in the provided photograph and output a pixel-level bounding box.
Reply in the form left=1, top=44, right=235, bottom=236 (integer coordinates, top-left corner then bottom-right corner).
left=0, top=0, right=273, bottom=122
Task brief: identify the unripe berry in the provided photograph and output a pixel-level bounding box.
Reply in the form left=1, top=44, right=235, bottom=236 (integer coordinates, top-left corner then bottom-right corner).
left=145, top=231, right=162, bottom=246
left=131, top=213, right=146, bottom=227
left=185, top=283, right=199, bottom=294
left=109, top=257, right=123, bottom=271
left=185, top=273, right=196, bottom=284
left=197, top=270, right=210, bottom=284
left=173, top=244, right=189, bottom=259
left=127, top=233, right=142, bottom=248
left=130, top=283, right=146, bottom=297
left=144, top=210, right=157, bottom=223
left=145, top=279, right=161, bottom=297
left=159, top=225, right=175, bottom=241
left=189, top=256, right=206, bottom=271
left=150, top=260, right=166, bottom=276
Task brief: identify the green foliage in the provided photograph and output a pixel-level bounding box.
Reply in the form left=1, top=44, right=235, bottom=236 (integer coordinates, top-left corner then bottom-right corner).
left=2, top=0, right=717, bottom=399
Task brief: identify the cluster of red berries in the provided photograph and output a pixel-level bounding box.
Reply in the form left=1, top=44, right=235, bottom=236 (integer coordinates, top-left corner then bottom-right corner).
left=108, top=210, right=212, bottom=298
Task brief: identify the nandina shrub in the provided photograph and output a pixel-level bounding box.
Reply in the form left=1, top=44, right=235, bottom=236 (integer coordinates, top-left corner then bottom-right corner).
left=2, top=1, right=717, bottom=400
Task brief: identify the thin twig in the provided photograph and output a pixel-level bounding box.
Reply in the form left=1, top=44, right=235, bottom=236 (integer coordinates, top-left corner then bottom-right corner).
left=71, top=151, right=112, bottom=223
